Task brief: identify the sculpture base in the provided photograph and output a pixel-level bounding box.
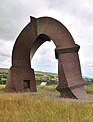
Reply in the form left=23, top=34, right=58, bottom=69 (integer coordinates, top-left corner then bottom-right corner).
left=56, top=83, right=88, bottom=100
left=5, top=67, right=37, bottom=92
left=56, top=86, right=77, bottom=99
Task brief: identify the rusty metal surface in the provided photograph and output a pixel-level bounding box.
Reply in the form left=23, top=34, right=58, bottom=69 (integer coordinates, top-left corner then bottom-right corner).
left=5, top=16, right=88, bottom=100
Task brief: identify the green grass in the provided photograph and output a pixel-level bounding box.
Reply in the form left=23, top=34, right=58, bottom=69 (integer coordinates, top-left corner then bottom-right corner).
left=0, top=68, right=8, bottom=73
left=85, top=85, right=93, bottom=94
left=0, top=68, right=58, bottom=77
left=38, top=85, right=93, bottom=94
left=0, top=68, right=58, bottom=85
left=1, top=84, right=93, bottom=94
left=35, top=71, right=57, bottom=76
left=0, top=85, right=5, bottom=92
left=37, top=85, right=57, bottom=92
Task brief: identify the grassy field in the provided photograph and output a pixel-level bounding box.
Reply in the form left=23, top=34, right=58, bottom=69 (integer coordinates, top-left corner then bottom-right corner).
left=1, top=84, right=93, bottom=94
left=35, top=71, right=57, bottom=76
left=0, top=85, right=5, bottom=92
left=0, top=68, right=8, bottom=73
left=0, top=68, right=93, bottom=122
left=0, top=68, right=57, bottom=77
left=85, top=85, right=93, bottom=94
left=0, top=85, right=93, bottom=122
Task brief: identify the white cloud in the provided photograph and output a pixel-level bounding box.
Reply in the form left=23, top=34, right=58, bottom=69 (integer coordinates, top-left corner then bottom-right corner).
left=31, top=41, right=58, bottom=73
left=0, top=39, right=14, bottom=68
left=0, top=0, right=93, bottom=77
left=0, top=39, right=14, bottom=57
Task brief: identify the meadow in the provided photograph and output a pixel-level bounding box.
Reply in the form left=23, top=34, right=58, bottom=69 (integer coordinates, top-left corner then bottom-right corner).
left=0, top=85, right=93, bottom=122
left=0, top=68, right=93, bottom=122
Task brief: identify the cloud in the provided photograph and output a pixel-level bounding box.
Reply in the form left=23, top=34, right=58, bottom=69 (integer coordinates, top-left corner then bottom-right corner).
left=0, top=0, right=93, bottom=77
left=31, top=41, right=58, bottom=73
left=0, top=39, right=14, bottom=57
left=0, top=56, right=10, bottom=68
left=0, top=0, right=50, bottom=41
left=0, top=39, right=14, bottom=68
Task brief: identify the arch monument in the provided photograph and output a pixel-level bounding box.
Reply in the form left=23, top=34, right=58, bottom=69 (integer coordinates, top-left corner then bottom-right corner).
left=5, top=16, right=88, bottom=99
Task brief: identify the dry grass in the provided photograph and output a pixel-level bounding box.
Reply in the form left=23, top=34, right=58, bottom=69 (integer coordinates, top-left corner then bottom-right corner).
left=0, top=85, right=93, bottom=122
left=0, top=93, right=93, bottom=122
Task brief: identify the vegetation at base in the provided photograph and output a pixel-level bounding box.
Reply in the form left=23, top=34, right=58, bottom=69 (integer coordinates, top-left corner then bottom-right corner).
left=0, top=84, right=93, bottom=122
left=85, top=85, right=93, bottom=94
left=1, top=84, right=93, bottom=95
left=0, top=68, right=8, bottom=84
left=37, top=85, right=58, bottom=92
left=0, top=68, right=93, bottom=121
left=0, top=93, right=93, bottom=122
left=0, top=85, right=5, bottom=92
left=0, top=68, right=93, bottom=93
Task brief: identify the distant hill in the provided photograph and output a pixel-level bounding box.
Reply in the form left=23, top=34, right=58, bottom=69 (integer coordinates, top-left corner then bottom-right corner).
left=0, top=68, right=58, bottom=85
left=0, top=68, right=93, bottom=85
left=0, top=68, right=8, bottom=73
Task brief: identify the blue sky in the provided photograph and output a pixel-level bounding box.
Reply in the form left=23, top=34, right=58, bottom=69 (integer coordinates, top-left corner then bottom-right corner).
left=0, top=0, right=93, bottom=78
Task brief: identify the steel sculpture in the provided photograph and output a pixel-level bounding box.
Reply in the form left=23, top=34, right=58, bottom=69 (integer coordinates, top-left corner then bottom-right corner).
left=5, top=16, right=88, bottom=99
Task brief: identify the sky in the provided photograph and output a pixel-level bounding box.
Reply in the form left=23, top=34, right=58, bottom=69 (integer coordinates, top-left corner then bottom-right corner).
left=0, top=0, right=93, bottom=78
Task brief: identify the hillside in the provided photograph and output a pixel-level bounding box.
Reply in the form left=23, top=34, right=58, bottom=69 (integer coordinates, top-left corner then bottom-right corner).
left=0, top=68, right=58, bottom=85
left=0, top=68, right=93, bottom=85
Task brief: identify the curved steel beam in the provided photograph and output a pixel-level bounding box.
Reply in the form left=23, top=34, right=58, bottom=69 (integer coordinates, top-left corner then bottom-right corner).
left=5, top=16, right=88, bottom=100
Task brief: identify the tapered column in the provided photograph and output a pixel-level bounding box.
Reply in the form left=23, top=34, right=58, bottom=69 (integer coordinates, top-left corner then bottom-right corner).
left=55, top=44, right=88, bottom=99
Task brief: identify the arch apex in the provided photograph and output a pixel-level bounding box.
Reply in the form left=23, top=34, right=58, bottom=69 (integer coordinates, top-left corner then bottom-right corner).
left=30, top=16, right=36, bottom=22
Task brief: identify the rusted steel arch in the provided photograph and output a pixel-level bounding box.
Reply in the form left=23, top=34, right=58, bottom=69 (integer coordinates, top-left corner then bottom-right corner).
left=6, top=16, right=88, bottom=99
